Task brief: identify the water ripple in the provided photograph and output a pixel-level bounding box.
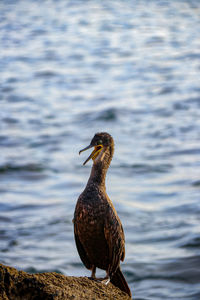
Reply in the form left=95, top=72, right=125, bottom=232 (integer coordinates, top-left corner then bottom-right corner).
left=0, top=1, right=200, bottom=299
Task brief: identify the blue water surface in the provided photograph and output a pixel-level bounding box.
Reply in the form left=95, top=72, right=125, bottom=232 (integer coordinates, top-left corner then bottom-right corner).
left=0, top=1, right=200, bottom=299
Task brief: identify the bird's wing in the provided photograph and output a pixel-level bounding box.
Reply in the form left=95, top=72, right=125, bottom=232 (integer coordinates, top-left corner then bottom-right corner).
left=104, top=204, right=125, bottom=276
left=74, top=223, right=92, bottom=270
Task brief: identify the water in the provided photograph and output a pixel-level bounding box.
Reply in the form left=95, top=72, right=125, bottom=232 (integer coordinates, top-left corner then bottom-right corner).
left=0, top=0, right=200, bottom=299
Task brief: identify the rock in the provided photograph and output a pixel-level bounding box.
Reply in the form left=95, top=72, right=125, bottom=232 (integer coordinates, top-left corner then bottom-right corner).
left=0, top=264, right=131, bottom=299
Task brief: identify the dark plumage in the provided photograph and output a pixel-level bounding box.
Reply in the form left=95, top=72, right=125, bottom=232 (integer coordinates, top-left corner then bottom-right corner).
left=74, top=132, right=131, bottom=297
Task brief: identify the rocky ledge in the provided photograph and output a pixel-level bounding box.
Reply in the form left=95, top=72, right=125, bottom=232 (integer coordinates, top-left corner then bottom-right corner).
left=0, top=263, right=131, bottom=299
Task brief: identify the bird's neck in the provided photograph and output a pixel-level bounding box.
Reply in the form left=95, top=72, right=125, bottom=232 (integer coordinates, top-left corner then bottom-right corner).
left=87, top=146, right=114, bottom=189
left=87, top=163, right=108, bottom=188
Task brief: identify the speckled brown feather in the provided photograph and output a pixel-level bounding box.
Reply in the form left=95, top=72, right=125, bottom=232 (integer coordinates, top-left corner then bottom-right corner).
left=74, top=133, right=131, bottom=297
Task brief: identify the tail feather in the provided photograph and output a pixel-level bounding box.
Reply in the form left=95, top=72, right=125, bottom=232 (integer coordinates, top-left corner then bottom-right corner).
left=110, top=267, right=132, bottom=298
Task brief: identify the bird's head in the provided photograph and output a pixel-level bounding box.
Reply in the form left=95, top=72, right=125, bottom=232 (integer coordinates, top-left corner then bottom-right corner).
left=79, top=132, right=114, bottom=166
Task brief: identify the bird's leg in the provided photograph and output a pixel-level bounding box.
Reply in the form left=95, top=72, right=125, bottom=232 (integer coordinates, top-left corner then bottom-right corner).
left=101, top=270, right=110, bottom=285
left=94, top=270, right=110, bottom=285
left=90, top=267, right=110, bottom=285
left=91, top=265, right=96, bottom=279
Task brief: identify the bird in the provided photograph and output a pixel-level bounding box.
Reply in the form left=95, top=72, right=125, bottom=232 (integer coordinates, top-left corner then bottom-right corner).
left=74, top=132, right=132, bottom=297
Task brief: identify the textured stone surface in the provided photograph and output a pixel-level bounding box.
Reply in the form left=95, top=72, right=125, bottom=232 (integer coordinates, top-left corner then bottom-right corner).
left=0, top=264, right=131, bottom=299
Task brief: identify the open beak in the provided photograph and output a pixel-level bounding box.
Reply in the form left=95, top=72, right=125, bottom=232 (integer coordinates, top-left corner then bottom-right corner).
left=79, top=144, right=103, bottom=165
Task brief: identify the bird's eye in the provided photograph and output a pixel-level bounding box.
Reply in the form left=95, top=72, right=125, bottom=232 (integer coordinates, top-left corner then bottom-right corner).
left=97, top=140, right=103, bottom=145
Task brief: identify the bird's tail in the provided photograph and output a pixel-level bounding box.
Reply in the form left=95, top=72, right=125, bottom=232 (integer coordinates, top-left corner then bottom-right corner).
left=110, top=267, right=132, bottom=298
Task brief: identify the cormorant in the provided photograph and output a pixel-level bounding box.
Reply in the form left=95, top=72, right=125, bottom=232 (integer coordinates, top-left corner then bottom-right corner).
left=74, top=132, right=131, bottom=297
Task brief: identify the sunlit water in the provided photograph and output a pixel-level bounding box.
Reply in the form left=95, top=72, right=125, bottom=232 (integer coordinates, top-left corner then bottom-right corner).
left=1, top=1, right=200, bottom=299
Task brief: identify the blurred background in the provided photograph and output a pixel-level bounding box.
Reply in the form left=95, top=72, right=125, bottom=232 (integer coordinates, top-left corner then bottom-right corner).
left=0, top=1, right=200, bottom=299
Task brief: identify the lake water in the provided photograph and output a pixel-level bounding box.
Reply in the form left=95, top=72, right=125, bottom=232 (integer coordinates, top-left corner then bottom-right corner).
left=0, top=1, right=200, bottom=299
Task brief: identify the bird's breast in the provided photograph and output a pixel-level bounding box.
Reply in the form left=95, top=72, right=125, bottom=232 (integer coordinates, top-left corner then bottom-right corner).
left=74, top=191, right=110, bottom=268
left=74, top=188, right=109, bottom=237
